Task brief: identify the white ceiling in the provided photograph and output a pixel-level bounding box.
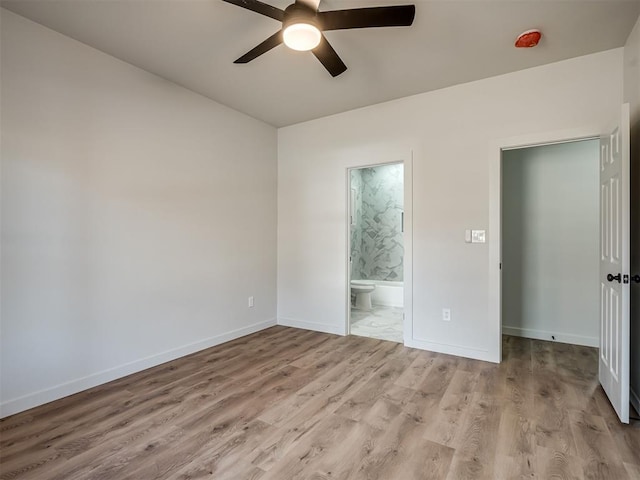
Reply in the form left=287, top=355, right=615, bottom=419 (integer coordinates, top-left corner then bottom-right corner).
left=2, top=0, right=640, bottom=127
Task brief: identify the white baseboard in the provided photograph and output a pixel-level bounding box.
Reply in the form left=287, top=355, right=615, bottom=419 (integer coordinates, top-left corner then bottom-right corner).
left=277, top=317, right=345, bottom=336
left=502, top=326, right=598, bottom=348
left=0, top=318, right=277, bottom=419
left=405, top=337, right=498, bottom=363
left=631, top=387, right=640, bottom=416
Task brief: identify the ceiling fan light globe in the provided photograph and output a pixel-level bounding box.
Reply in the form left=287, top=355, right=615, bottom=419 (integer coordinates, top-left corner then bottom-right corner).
left=283, top=23, right=321, bottom=51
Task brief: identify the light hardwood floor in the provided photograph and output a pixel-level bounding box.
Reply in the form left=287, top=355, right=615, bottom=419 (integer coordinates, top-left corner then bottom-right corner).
left=1, top=327, right=639, bottom=479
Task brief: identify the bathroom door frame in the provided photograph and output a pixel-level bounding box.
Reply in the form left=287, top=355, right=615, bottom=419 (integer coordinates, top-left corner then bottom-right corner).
left=345, top=152, right=413, bottom=344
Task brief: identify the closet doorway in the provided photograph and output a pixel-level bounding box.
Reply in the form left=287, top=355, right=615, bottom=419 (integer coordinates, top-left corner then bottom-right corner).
left=501, top=139, right=601, bottom=346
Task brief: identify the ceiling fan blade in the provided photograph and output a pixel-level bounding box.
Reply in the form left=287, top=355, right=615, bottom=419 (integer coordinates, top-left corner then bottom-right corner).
left=222, top=0, right=284, bottom=21
left=319, top=5, right=415, bottom=31
left=234, top=30, right=283, bottom=63
left=295, top=0, right=321, bottom=12
left=312, top=35, right=347, bottom=77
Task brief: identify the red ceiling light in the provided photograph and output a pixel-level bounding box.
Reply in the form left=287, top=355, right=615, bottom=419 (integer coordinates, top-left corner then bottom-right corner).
left=515, top=29, right=542, bottom=48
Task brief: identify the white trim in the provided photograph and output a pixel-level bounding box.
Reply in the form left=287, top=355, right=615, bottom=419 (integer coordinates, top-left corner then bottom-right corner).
left=0, top=318, right=277, bottom=419
left=488, top=139, right=503, bottom=363
left=488, top=128, right=602, bottom=364
left=630, top=387, right=640, bottom=416
left=405, top=338, right=494, bottom=363
left=403, top=152, right=414, bottom=345
left=277, top=317, right=344, bottom=336
left=346, top=168, right=353, bottom=335
left=502, top=326, right=599, bottom=348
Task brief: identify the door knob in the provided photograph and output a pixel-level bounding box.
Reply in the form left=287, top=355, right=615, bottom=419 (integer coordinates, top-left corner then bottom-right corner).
left=607, top=273, right=621, bottom=283
left=632, top=275, right=640, bottom=284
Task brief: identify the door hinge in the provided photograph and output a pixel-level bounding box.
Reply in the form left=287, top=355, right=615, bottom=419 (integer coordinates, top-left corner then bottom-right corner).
left=623, top=274, right=629, bottom=284
left=499, top=263, right=502, bottom=270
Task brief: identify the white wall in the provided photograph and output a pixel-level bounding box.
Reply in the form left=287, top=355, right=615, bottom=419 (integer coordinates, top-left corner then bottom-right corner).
left=278, top=49, right=623, bottom=362
left=0, top=10, right=278, bottom=417
left=502, top=140, right=599, bottom=346
left=623, top=15, right=640, bottom=412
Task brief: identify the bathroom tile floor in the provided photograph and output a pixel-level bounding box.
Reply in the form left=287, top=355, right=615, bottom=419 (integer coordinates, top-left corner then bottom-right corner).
left=350, top=304, right=403, bottom=343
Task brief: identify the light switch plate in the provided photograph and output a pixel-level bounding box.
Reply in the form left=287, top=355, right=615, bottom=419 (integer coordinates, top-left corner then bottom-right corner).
left=471, top=230, right=486, bottom=243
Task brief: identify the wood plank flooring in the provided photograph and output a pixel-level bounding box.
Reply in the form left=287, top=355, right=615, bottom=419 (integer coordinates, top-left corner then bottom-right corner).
left=1, top=327, right=639, bottom=479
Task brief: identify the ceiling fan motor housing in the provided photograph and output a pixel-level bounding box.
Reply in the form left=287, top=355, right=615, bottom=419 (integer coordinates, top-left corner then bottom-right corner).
left=283, top=3, right=321, bottom=31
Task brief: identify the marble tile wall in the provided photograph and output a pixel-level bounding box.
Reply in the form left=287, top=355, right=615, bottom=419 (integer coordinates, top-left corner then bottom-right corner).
left=350, top=164, right=404, bottom=281
left=350, top=169, right=363, bottom=278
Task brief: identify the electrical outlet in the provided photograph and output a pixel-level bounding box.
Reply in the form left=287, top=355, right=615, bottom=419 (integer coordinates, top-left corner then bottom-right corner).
left=442, top=308, right=451, bottom=321
left=248, top=296, right=254, bottom=308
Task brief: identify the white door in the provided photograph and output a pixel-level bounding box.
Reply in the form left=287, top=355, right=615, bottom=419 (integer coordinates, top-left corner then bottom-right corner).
left=599, top=104, right=630, bottom=424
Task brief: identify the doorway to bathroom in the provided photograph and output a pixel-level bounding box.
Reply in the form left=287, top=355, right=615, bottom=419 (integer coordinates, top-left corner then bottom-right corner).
left=347, top=162, right=405, bottom=343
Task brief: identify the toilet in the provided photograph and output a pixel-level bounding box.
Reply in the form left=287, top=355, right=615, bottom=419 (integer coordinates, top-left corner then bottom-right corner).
left=351, top=280, right=376, bottom=310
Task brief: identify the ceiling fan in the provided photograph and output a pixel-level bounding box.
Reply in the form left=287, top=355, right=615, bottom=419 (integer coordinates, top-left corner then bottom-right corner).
left=222, top=0, right=416, bottom=77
